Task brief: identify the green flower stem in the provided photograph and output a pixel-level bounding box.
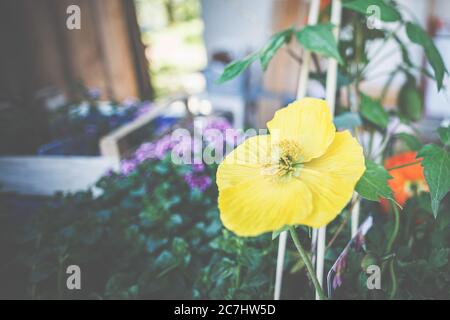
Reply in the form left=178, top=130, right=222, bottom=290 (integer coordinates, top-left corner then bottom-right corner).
left=157, top=262, right=180, bottom=278
left=388, top=259, right=398, bottom=299
left=235, top=265, right=241, bottom=289
left=288, top=226, right=327, bottom=300
left=386, top=200, right=400, bottom=254
left=385, top=200, right=400, bottom=299
left=380, top=69, right=399, bottom=101
left=387, top=160, right=421, bottom=172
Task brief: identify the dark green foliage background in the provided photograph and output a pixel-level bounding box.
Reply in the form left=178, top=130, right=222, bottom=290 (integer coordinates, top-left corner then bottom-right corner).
left=1, top=154, right=449, bottom=299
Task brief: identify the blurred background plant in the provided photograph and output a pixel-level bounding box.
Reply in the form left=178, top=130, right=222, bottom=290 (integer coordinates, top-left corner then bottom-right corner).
left=135, top=0, right=207, bottom=99
left=0, top=117, right=302, bottom=299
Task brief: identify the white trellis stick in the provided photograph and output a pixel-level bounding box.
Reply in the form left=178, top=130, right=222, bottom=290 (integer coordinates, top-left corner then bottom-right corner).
left=315, top=0, right=343, bottom=300
left=348, top=85, right=361, bottom=238
left=345, top=20, right=362, bottom=240
left=351, top=193, right=360, bottom=237
left=274, top=231, right=287, bottom=300
left=315, top=227, right=326, bottom=300
left=274, top=0, right=321, bottom=301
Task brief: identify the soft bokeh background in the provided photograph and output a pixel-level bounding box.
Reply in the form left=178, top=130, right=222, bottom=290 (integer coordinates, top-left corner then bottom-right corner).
left=0, top=0, right=449, bottom=299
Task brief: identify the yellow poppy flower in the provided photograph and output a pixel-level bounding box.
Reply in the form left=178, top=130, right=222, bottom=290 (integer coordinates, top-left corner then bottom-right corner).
left=216, top=98, right=365, bottom=237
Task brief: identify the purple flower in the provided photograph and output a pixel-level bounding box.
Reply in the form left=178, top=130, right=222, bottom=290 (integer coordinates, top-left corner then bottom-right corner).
left=192, top=163, right=205, bottom=173
left=120, top=159, right=138, bottom=176
left=133, top=102, right=153, bottom=119
left=332, top=272, right=343, bottom=289
left=203, top=117, right=244, bottom=148
left=354, top=233, right=365, bottom=251
left=184, top=173, right=212, bottom=191
left=87, top=88, right=101, bottom=100
left=154, top=135, right=176, bottom=159
left=122, top=97, right=139, bottom=109
left=104, top=169, right=115, bottom=177
left=332, top=251, right=348, bottom=290
left=135, top=142, right=157, bottom=162
left=205, top=117, right=233, bottom=132
left=121, top=133, right=182, bottom=175
left=119, top=116, right=238, bottom=177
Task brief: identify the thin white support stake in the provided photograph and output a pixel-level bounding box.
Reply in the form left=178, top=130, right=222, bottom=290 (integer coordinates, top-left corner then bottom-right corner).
left=274, top=231, right=287, bottom=300
left=351, top=193, right=360, bottom=238
left=296, top=0, right=321, bottom=98
left=315, top=0, right=343, bottom=300
left=274, top=0, right=321, bottom=300
left=315, top=226, right=326, bottom=299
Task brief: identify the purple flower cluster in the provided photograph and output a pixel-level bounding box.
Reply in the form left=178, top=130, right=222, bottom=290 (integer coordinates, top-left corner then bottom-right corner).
left=119, top=134, right=180, bottom=175
left=183, top=172, right=212, bottom=192
left=203, top=117, right=243, bottom=150
left=87, top=88, right=101, bottom=100
left=118, top=117, right=237, bottom=193
left=182, top=162, right=212, bottom=191
left=331, top=233, right=365, bottom=291
left=332, top=251, right=348, bottom=290
left=132, top=102, right=153, bottom=119
left=120, top=159, right=139, bottom=176
left=122, top=97, right=140, bottom=109
left=134, top=135, right=175, bottom=162
left=204, top=117, right=233, bottom=132
left=354, top=233, right=366, bottom=251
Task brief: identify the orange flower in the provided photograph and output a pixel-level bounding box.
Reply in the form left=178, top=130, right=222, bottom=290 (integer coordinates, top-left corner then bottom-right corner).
left=320, top=0, right=331, bottom=11
left=380, top=151, right=429, bottom=212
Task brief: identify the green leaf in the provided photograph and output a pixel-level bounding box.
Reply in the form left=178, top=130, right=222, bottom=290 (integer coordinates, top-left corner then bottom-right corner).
left=310, top=70, right=353, bottom=89
left=356, top=160, right=393, bottom=201
left=394, top=34, right=412, bottom=67
left=342, top=0, right=401, bottom=22
left=360, top=94, right=389, bottom=129
left=438, top=126, right=450, bottom=146
left=398, top=78, right=423, bottom=122
left=437, top=208, right=450, bottom=231
left=154, top=250, right=176, bottom=269
left=272, top=225, right=289, bottom=240
left=395, top=133, right=422, bottom=151
left=296, top=23, right=343, bottom=64
left=238, top=247, right=262, bottom=268
left=406, top=22, right=447, bottom=91
left=429, top=248, right=449, bottom=268
left=418, top=144, right=450, bottom=217
left=333, top=112, right=362, bottom=130
left=216, top=53, right=258, bottom=84
left=260, top=28, right=294, bottom=71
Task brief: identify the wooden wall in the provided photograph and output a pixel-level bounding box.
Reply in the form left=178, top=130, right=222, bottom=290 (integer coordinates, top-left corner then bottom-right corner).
left=0, top=0, right=152, bottom=107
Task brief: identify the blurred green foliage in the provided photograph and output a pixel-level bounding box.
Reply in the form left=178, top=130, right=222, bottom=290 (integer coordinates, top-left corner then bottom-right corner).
left=0, top=147, right=449, bottom=299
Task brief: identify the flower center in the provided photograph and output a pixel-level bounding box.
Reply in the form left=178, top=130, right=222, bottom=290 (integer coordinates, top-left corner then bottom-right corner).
left=261, top=139, right=303, bottom=178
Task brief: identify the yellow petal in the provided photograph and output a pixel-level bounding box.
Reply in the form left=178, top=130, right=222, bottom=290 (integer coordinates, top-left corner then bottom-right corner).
left=216, top=135, right=272, bottom=191
left=217, top=135, right=313, bottom=236
left=219, top=176, right=313, bottom=237
left=298, top=131, right=365, bottom=228
left=267, top=98, right=335, bottom=162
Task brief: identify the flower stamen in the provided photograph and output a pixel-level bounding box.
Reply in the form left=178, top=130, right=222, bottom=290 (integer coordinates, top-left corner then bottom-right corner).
left=261, top=139, right=303, bottom=178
